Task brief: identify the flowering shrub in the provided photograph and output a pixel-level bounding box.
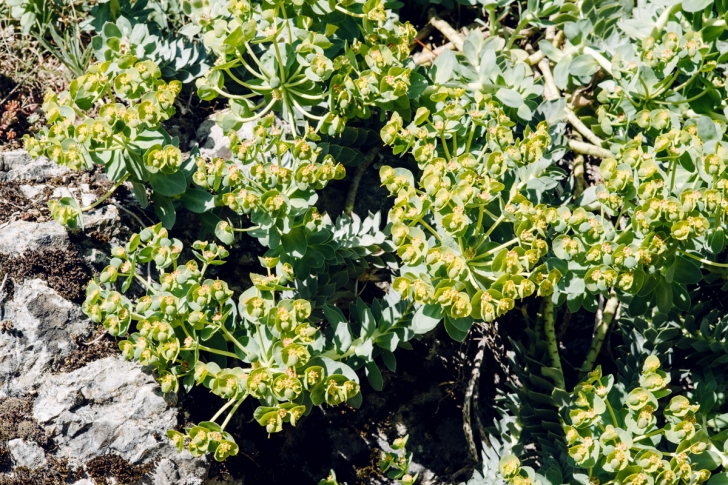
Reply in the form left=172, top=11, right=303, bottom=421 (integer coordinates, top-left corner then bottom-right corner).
left=19, top=0, right=728, bottom=479
left=499, top=357, right=722, bottom=485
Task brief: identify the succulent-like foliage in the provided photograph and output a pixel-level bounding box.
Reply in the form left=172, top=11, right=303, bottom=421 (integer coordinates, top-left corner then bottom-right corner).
left=19, top=0, right=728, bottom=475
left=500, top=357, right=727, bottom=485
left=84, top=221, right=429, bottom=458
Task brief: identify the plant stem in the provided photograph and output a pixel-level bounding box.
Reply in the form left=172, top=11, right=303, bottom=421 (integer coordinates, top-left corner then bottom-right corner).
left=210, top=398, right=237, bottom=422
left=678, top=249, right=728, bottom=268
left=469, top=237, right=519, bottom=262
left=569, top=139, right=612, bottom=159
left=566, top=108, right=605, bottom=148
left=232, top=225, right=260, bottom=233
left=605, top=398, right=619, bottom=427
left=505, top=15, right=531, bottom=51
left=541, top=298, right=565, bottom=389
left=196, top=343, right=240, bottom=360
left=81, top=173, right=130, bottom=212
left=463, top=335, right=487, bottom=462
left=420, top=220, right=443, bottom=242
left=573, top=154, right=585, bottom=197
left=580, top=295, right=619, bottom=374
left=427, top=8, right=465, bottom=51
left=221, top=394, right=248, bottom=430
left=344, top=146, right=381, bottom=215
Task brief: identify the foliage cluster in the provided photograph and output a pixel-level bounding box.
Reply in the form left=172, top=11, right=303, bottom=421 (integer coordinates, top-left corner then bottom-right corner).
left=13, top=0, right=728, bottom=482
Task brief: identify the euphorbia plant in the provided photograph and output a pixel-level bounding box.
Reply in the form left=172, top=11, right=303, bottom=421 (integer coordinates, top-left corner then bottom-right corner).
left=85, top=223, right=425, bottom=460
left=499, top=356, right=725, bottom=485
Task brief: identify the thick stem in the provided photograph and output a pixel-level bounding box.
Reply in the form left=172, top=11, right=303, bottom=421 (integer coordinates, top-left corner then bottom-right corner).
left=344, top=146, right=382, bottom=215
left=569, top=139, right=612, bottom=159
left=581, top=295, right=619, bottom=374
left=582, top=47, right=613, bottom=76
left=541, top=298, right=565, bottom=389
left=463, top=335, right=487, bottom=462
left=428, top=8, right=464, bottom=51
left=566, top=108, right=605, bottom=148
left=538, top=59, right=559, bottom=101
left=573, top=154, right=585, bottom=197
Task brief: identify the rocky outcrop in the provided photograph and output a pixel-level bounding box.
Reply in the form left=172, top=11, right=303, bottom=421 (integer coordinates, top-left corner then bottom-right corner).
left=0, top=220, right=68, bottom=255
left=0, top=150, right=68, bottom=182
left=33, top=357, right=212, bottom=485
left=0, top=151, right=237, bottom=484
left=0, top=281, right=237, bottom=484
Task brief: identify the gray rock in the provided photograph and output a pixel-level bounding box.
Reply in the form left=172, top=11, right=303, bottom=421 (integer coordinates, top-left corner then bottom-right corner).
left=193, top=116, right=254, bottom=160
left=0, top=279, right=90, bottom=397
left=83, top=204, right=120, bottom=231
left=18, top=184, right=47, bottom=200
left=0, top=150, right=68, bottom=182
left=7, top=438, right=47, bottom=468
left=33, top=356, right=215, bottom=484
left=0, top=220, right=68, bottom=255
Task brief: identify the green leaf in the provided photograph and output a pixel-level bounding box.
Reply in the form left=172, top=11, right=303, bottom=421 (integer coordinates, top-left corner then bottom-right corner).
left=496, top=88, right=524, bottom=108
left=181, top=189, right=215, bottom=213
left=569, top=54, right=600, bottom=77
left=130, top=181, right=148, bottom=209
left=365, top=361, right=383, bottom=391
left=670, top=256, right=703, bottom=285
left=281, top=227, right=307, bottom=258
left=151, top=193, right=176, bottom=229
left=656, top=277, right=673, bottom=314
left=412, top=304, right=443, bottom=334
left=324, top=305, right=352, bottom=353
left=707, top=472, right=728, bottom=485
left=444, top=316, right=469, bottom=341
left=683, top=0, right=714, bottom=12
left=149, top=170, right=188, bottom=197
left=355, top=299, right=376, bottom=339
left=432, top=49, right=456, bottom=84
left=380, top=349, right=396, bottom=372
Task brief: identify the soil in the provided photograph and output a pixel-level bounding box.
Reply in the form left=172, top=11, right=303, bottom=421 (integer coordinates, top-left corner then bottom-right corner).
left=0, top=247, right=92, bottom=302
left=0, top=397, right=52, bottom=450
left=0, top=396, right=63, bottom=485
left=84, top=454, right=158, bottom=485
left=0, top=457, right=74, bottom=485
left=52, top=326, right=121, bottom=374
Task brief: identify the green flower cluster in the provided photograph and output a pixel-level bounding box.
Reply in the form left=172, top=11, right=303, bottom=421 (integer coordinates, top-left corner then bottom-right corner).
left=23, top=58, right=182, bottom=228
left=499, top=356, right=719, bottom=485
left=192, top=114, right=347, bottom=246
left=378, top=78, right=557, bottom=337
left=83, top=223, right=363, bottom=459
left=189, top=0, right=419, bottom=137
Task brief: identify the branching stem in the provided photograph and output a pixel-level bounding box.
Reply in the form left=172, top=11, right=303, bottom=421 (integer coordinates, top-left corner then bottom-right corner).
left=581, top=294, right=619, bottom=374
left=541, top=298, right=565, bottom=389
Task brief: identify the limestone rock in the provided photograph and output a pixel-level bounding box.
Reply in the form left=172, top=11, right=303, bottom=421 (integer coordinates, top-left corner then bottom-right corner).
left=7, top=438, right=47, bottom=468
left=0, top=150, right=68, bottom=182
left=34, top=356, right=214, bottom=484
left=0, top=220, right=68, bottom=255
left=0, top=279, right=90, bottom=397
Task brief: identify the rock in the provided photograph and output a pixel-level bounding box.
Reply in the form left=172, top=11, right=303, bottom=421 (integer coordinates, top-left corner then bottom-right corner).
left=0, top=279, right=90, bottom=397
left=193, top=115, right=254, bottom=159
left=7, top=438, right=47, bottom=468
left=18, top=184, right=47, bottom=200
left=0, top=220, right=68, bottom=255
left=0, top=150, right=68, bottom=182
left=83, top=204, right=120, bottom=231
left=33, top=356, right=215, bottom=484
left=51, top=186, right=96, bottom=207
